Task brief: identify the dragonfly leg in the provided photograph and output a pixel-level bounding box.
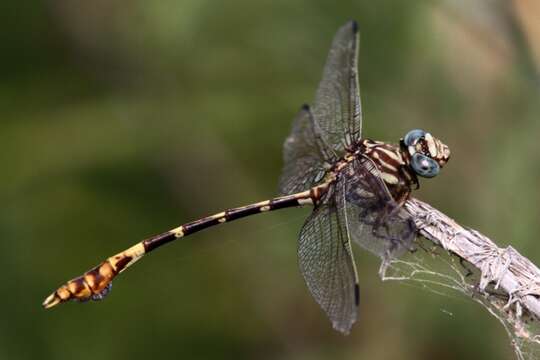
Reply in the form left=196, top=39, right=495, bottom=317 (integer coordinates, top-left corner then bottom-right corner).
left=371, top=209, right=416, bottom=257
left=458, top=255, right=474, bottom=278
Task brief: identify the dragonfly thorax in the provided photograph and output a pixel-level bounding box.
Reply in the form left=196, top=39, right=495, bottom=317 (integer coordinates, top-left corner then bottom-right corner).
left=357, top=139, right=417, bottom=204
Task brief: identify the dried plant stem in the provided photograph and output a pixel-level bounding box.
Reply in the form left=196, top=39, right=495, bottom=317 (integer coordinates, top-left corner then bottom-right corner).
left=404, top=197, right=540, bottom=321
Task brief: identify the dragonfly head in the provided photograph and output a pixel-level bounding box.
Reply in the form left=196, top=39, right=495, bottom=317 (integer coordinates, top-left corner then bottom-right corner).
left=401, top=129, right=450, bottom=178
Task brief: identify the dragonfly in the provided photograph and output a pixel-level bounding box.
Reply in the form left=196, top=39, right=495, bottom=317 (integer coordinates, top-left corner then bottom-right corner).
left=42, top=20, right=450, bottom=334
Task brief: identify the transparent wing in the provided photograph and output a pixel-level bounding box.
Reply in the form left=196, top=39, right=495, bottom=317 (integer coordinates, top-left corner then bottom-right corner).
left=279, top=22, right=361, bottom=195
left=298, top=181, right=360, bottom=334
left=311, top=20, right=362, bottom=157
left=279, top=105, right=334, bottom=195
left=343, top=157, right=416, bottom=260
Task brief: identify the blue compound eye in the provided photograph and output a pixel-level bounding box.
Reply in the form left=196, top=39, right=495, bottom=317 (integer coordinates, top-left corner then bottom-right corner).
left=411, top=153, right=440, bottom=178
left=403, top=129, right=426, bottom=146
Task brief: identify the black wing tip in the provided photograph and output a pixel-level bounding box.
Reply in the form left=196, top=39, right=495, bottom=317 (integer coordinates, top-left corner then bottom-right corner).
left=354, top=283, right=360, bottom=306
left=345, top=20, right=359, bottom=34
left=300, top=103, right=311, bottom=111
left=351, top=20, right=359, bottom=33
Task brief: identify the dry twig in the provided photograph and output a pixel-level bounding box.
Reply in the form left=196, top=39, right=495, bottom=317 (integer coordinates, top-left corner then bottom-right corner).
left=404, top=197, right=540, bottom=323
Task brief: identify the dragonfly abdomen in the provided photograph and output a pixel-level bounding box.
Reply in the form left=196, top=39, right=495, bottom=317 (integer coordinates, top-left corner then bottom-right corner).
left=42, top=242, right=146, bottom=308
left=43, top=189, right=320, bottom=309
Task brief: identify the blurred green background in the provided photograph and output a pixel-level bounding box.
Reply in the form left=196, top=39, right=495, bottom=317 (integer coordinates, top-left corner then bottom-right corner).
left=2, top=1, right=539, bottom=359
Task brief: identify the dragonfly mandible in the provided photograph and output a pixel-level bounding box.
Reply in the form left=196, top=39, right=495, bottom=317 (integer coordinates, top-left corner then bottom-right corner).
left=42, top=20, right=450, bottom=334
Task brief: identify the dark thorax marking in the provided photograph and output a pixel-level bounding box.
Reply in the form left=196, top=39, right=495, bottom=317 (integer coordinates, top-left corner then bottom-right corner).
left=344, top=139, right=418, bottom=204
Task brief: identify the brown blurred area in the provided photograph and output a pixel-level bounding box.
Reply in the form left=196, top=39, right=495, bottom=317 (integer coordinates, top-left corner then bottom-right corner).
left=1, top=1, right=538, bottom=359
left=514, top=0, right=540, bottom=69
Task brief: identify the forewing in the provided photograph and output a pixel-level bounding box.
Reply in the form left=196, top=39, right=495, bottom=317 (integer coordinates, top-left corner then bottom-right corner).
left=298, top=182, right=360, bottom=334
left=279, top=105, right=333, bottom=195
left=279, top=22, right=362, bottom=195
left=342, top=157, right=416, bottom=260
left=311, top=20, right=362, bottom=157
